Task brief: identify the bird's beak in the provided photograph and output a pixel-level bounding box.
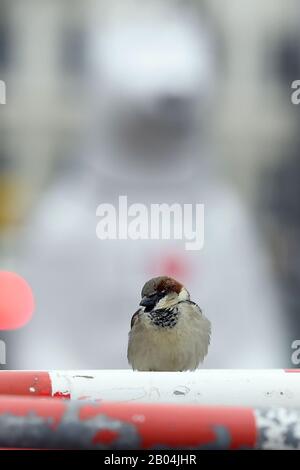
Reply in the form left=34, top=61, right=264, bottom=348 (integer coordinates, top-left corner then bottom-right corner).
left=139, top=292, right=165, bottom=310
left=139, top=295, right=157, bottom=308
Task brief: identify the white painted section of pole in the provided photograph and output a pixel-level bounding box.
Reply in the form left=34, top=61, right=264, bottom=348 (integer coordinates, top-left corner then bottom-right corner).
left=49, top=369, right=300, bottom=408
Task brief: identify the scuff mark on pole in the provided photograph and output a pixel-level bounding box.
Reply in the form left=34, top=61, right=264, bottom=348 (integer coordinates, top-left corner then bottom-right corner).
left=0, top=371, right=52, bottom=397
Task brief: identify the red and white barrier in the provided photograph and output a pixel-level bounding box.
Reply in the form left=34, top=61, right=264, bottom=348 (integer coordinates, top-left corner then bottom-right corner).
left=0, top=394, right=298, bottom=450
left=0, top=369, right=299, bottom=407
left=0, top=396, right=288, bottom=449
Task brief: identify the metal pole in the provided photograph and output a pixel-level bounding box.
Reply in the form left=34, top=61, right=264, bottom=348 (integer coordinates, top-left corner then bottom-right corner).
left=0, top=369, right=299, bottom=407
left=0, top=395, right=298, bottom=449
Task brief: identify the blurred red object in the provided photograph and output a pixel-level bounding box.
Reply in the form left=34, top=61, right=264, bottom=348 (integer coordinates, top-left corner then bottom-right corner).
left=0, top=271, right=34, bottom=330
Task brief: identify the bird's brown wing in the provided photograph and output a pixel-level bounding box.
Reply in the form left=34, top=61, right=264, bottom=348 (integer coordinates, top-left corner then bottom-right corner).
left=130, top=309, right=141, bottom=329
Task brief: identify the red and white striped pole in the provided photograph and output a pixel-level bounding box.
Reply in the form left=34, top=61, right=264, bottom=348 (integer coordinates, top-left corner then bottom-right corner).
left=0, top=369, right=299, bottom=407
left=0, top=394, right=297, bottom=450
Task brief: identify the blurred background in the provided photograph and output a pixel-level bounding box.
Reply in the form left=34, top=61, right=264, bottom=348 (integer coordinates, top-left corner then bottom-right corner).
left=0, top=0, right=299, bottom=369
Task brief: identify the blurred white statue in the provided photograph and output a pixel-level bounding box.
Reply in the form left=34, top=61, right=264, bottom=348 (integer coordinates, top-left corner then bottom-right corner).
left=15, top=0, right=288, bottom=369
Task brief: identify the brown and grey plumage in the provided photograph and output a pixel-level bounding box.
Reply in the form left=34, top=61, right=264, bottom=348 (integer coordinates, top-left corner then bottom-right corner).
left=128, top=276, right=211, bottom=371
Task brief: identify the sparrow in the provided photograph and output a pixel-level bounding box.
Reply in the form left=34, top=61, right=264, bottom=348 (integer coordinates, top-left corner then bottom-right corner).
left=127, top=276, right=211, bottom=371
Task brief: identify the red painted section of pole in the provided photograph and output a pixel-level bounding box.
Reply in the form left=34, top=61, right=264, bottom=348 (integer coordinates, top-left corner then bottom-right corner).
left=80, top=403, right=256, bottom=449
left=0, top=395, right=66, bottom=427
left=0, top=372, right=52, bottom=397
left=80, top=402, right=256, bottom=450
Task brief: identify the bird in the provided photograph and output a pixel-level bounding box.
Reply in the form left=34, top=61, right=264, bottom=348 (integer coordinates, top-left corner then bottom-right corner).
left=127, top=276, right=211, bottom=371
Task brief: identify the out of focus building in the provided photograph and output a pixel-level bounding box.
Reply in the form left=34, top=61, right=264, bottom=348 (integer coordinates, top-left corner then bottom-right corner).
left=0, top=0, right=299, bottom=368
